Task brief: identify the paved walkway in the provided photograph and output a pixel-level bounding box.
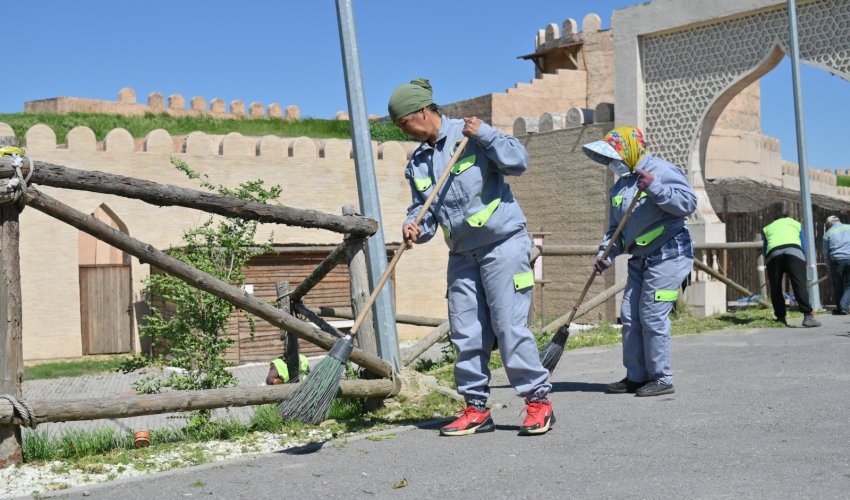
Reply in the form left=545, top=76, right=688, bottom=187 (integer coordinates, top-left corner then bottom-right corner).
left=44, top=314, right=850, bottom=499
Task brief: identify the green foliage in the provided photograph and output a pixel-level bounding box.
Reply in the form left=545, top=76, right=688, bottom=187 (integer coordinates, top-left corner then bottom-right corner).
left=412, top=343, right=455, bottom=372
left=0, top=112, right=410, bottom=145
left=120, top=158, right=281, bottom=415
left=23, top=355, right=130, bottom=381
left=837, top=175, right=850, bottom=187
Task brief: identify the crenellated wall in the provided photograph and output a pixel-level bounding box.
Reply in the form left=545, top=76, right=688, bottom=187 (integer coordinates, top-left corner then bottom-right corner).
left=0, top=121, right=445, bottom=361
left=25, top=87, right=302, bottom=121
left=440, top=13, right=613, bottom=134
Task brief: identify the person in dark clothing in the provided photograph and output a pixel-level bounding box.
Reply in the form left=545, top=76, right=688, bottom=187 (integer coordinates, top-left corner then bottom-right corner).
left=762, top=214, right=820, bottom=327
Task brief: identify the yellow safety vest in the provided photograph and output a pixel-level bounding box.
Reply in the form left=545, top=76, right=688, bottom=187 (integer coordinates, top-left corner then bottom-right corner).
left=271, top=355, right=310, bottom=383
left=763, top=217, right=802, bottom=254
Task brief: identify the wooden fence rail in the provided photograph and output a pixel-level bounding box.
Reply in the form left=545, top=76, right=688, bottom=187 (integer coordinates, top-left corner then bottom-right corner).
left=0, top=379, right=399, bottom=426
left=542, top=242, right=763, bottom=256
left=24, top=188, right=393, bottom=379
left=0, top=159, right=377, bottom=237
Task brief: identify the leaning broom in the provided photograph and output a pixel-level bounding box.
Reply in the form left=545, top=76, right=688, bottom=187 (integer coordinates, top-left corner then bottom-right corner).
left=279, top=137, right=470, bottom=424
left=538, top=191, right=641, bottom=372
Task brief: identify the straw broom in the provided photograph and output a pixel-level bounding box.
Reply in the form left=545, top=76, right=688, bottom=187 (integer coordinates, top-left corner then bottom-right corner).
left=539, top=191, right=642, bottom=372
left=280, top=137, right=470, bottom=424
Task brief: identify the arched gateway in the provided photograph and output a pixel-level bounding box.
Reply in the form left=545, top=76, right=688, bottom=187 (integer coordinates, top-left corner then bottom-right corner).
left=613, top=0, right=850, bottom=234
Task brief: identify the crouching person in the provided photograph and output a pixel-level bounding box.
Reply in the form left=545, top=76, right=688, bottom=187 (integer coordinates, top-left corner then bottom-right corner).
left=266, top=355, right=310, bottom=385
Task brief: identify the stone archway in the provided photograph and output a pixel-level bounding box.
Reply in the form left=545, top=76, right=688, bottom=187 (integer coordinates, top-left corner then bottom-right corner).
left=612, top=0, right=850, bottom=314
left=614, top=0, right=850, bottom=226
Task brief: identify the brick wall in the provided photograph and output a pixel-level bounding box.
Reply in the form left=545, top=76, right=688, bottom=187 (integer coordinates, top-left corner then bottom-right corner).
left=3, top=122, right=445, bottom=361
left=511, top=123, right=617, bottom=324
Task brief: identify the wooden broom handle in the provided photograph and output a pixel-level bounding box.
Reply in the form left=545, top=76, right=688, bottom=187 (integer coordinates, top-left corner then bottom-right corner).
left=349, top=136, right=470, bottom=335
left=561, top=191, right=642, bottom=329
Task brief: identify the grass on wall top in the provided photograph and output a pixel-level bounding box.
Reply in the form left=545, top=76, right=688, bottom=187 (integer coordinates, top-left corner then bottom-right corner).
left=0, top=112, right=410, bottom=145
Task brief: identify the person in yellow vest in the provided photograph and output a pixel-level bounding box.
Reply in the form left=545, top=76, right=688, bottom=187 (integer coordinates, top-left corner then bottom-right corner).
left=266, top=355, right=310, bottom=385
left=762, top=214, right=821, bottom=327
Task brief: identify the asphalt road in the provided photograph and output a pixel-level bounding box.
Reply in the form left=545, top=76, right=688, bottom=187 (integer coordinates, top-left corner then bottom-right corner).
left=46, top=316, right=850, bottom=499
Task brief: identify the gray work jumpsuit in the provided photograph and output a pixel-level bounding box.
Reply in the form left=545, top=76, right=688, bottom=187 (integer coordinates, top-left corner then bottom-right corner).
left=404, top=116, right=551, bottom=407
left=599, top=155, right=696, bottom=385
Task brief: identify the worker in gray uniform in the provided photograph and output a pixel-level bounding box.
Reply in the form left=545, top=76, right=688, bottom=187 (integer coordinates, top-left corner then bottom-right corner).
left=388, top=78, right=553, bottom=436
left=823, top=215, right=850, bottom=315
left=583, top=126, right=696, bottom=397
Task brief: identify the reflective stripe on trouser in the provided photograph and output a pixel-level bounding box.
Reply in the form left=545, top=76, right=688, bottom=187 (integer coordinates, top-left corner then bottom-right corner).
left=621, top=252, right=693, bottom=385
left=447, top=231, right=551, bottom=406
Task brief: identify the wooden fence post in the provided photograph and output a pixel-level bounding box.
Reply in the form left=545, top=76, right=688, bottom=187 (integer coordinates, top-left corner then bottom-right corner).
left=342, top=206, right=378, bottom=358
left=343, top=206, right=382, bottom=410
left=0, top=135, right=23, bottom=466
left=276, top=281, right=302, bottom=382
left=755, top=234, right=766, bottom=299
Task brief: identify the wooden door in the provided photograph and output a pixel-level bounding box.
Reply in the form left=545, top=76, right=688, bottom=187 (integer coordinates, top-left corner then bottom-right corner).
left=80, top=265, right=132, bottom=355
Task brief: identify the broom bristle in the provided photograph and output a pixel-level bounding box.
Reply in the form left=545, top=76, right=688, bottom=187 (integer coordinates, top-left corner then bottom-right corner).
left=539, top=325, right=570, bottom=372
left=279, top=337, right=354, bottom=424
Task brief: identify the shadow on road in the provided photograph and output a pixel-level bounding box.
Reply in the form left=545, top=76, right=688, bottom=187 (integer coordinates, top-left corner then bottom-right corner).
left=550, top=381, right=608, bottom=393
left=277, top=442, right=326, bottom=455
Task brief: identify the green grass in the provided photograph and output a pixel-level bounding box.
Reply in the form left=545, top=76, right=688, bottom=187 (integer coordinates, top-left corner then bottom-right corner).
left=837, top=175, right=850, bottom=187
left=0, top=112, right=410, bottom=145
left=532, top=306, right=790, bottom=353
left=20, top=393, right=456, bottom=464
left=24, top=355, right=131, bottom=381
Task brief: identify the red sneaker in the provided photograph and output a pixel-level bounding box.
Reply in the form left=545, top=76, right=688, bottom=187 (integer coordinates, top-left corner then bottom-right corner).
left=439, top=406, right=495, bottom=436
left=519, top=400, right=554, bottom=435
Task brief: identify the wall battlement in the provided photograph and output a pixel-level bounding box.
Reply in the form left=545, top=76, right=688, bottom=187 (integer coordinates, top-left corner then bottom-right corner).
left=2, top=122, right=418, bottom=162
left=534, top=12, right=607, bottom=50
left=24, top=87, right=303, bottom=121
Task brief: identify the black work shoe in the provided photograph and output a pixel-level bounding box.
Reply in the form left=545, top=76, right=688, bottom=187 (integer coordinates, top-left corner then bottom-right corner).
left=606, top=378, right=644, bottom=394
left=636, top=380, right=675, bottom=397
left=777, top=317, right=788, bottom=326
left=802, top=314, right=821, bottom=328
left=832, top=309, right=848, bottom=316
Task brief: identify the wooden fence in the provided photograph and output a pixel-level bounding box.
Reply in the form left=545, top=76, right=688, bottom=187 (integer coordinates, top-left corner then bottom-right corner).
left=0, top=151, right=395, bottom=467
left=1, top=149, right=841, bottom=467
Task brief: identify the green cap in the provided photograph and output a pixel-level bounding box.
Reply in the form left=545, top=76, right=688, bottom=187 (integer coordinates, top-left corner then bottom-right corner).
left=388, top=78, right=434, bottom=122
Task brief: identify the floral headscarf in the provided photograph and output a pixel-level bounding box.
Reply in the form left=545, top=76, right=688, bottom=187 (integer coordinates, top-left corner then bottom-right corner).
left=603, top=126, right=647, bottom=169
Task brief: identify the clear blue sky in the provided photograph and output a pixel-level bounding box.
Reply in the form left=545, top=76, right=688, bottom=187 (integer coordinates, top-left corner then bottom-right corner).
left=4, top=0, right=848, bottom=170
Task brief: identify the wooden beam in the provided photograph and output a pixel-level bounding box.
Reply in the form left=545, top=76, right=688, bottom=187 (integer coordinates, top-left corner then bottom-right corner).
left=0, top=135, right=23, bottom=467
left=402, top=321, right=450, bottom=367
left=24, top=189, right=393, bottom=379
left=292, top=301, right=343, bottom=338
left=311, top=306, right=445, bottom=328
left=541, top=242, right=762, bottom=256
left=288, top=242, right=347, bottom=303
left=543, top=279, right=627, bottom=333
left=693, top=258, right=768, bottom=306
left=0, top=158, right=377, bottom=237
left=540, top=245, right=598, bottom=256
left=0, top=379, right=399, bottom=426
left=342, top=205, right=378, bottom=359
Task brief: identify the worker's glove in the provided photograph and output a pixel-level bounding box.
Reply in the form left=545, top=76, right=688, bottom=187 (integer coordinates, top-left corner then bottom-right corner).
left=635, top=168, right=654, bottom=191
left=593, top=257, right=612, bottom=276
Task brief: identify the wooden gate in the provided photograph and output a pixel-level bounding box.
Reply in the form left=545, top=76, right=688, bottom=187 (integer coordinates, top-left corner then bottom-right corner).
left=79, top=265, right=132, bottom=355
